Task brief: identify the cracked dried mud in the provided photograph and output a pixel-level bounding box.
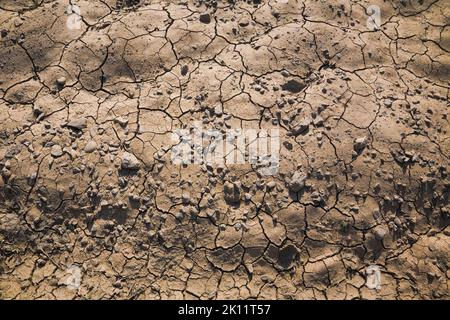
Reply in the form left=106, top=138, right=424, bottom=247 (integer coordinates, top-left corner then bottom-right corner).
left=0, top=0, right=449, bottom=300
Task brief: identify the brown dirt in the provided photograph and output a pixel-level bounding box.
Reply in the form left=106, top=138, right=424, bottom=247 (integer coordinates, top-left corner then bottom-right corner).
left=0, top=0, right=449, bottom=299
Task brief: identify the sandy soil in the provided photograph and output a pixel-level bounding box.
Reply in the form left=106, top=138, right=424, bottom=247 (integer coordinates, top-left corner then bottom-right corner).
left=0, top=0, right=449, bottom=299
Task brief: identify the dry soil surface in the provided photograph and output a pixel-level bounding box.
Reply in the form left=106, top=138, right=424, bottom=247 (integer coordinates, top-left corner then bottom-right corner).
left=0, top=0, right=449, bottom=299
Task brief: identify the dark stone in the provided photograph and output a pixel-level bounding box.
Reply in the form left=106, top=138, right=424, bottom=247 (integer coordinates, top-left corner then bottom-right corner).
left=277, top=244, right=298, bottom=269
left=181, top=65, right=189, bottom=76
left=200, top=13, right=211, bottom=24
left=281, top=80, right=306, bottom=93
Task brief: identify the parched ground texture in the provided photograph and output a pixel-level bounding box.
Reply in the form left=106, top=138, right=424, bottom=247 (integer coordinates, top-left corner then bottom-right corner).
left=0, top=0, right=449, bottom=300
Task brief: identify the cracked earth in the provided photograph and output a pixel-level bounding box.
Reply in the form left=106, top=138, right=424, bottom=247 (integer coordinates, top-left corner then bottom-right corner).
left=0, top=0, right=449, bottom=300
